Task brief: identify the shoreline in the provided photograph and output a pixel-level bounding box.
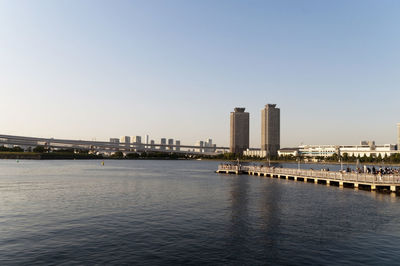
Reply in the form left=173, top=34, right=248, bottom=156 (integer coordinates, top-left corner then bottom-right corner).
left=1, top=152, right=400, bottom=167
left=0, top=152, right=191, bottom=161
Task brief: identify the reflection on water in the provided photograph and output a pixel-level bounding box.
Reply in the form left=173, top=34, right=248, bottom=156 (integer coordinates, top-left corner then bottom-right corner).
left=258, top=180, right=282, bottom=263
left=227, top=175, right=249, bottom=262
left=0, top=160, right=400, bottom=265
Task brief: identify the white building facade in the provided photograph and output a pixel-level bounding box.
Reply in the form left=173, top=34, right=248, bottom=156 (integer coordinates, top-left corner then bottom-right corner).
left=299, top=145, right=339, bottom=158
left=340, top=144, right=397, bottom=158
left=243, top=149, right=267, bottom=158
left=277, top=148, right=299, bottom=157
left=292, top=142, right=398, bottom=158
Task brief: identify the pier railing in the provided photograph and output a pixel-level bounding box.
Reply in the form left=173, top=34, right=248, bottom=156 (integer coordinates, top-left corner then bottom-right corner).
left=217, top=164, right=400, bottom=184
left=218, top=164, right=240, bottom=172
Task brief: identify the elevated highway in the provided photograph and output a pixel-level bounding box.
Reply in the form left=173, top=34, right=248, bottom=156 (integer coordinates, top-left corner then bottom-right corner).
left=0, top=134, right=229, bottom=155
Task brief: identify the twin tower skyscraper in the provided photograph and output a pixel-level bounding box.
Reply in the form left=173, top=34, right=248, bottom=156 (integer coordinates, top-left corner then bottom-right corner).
left=230, top=104, right=280, bottom=157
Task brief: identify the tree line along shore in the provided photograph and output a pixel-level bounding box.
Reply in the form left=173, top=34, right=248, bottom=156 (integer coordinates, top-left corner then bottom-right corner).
left=0, top=146, right=195, bottom=160
left=1, top=145, right=400, bottom=165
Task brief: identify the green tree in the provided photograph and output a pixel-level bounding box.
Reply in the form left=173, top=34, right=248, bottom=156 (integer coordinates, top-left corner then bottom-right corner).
left=111, top=151, right=124, bottom=159
left=126, top=153, right=140, bottom=159
left=33, top=146, right=46, bottom=153
left=362, top=154, right=368, bottom=163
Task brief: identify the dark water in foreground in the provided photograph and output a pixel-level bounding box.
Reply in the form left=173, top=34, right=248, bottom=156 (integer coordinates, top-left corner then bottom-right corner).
left=1, top=160, right=400, bottom=265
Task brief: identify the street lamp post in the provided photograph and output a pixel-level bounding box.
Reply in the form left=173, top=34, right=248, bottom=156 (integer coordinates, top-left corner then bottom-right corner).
left=340, top=158, right=343, bottom=172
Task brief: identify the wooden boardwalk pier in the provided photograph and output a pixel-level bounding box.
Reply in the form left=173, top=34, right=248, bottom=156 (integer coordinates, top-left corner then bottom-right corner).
left=216, top=164, right=400, bottom=193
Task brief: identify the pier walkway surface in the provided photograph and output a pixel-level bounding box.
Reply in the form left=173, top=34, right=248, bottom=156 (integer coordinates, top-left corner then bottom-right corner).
left=216, top=164, right=400, bottom=193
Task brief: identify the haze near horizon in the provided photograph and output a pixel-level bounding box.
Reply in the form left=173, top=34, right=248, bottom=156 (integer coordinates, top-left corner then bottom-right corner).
left=1, top=0, right=399, bottom=147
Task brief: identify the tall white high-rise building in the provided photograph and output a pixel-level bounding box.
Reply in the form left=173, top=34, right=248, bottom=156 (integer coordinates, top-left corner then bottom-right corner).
left=145, top=134, right=149, bottom=149
left=397, top=123, right=400, bottom=150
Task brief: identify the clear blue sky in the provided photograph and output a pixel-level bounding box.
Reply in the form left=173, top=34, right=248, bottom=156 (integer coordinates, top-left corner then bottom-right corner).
left=0, top=0, right=399, bottom=147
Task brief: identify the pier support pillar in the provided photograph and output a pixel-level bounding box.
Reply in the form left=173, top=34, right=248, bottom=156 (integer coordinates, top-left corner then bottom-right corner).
left=286, top=176, right=289, bottom=180
left=294, top=177, right=297, bottom=181
left=304, top=178, right=307, bottom=182
left=326, top=180, right=330, bottom=186
left=391, top=186, right=397, bottom=193
left=339, top=181, right=344, bottom=187
left=371, top=185, right=376, bottom=191
left=314, top=179, right=318, bottom=184
left=354, top=183, right=359, bottom=189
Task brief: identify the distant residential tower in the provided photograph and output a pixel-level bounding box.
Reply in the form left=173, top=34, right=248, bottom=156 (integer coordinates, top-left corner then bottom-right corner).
left=160, top=138, right=166, bottom=150
left=168, top=139, right=174, bottom=150
left=261, top=104, right=280, bottom=157
left=175, top=140, right=181, bottom=151
left=398, top=123, right=400, bottom=150
left=230, top=107, right=249, bottom=154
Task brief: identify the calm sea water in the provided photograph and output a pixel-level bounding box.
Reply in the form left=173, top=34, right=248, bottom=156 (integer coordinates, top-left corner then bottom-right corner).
left=1, top=160, right=400, bottom=265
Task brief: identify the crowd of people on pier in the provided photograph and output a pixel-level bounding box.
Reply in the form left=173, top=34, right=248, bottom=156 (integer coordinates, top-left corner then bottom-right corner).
left=219, top=163, right=240, bottom=170
left=322, top=166, right=400, bottom=175
left=353, top=166, right=400, bottom=175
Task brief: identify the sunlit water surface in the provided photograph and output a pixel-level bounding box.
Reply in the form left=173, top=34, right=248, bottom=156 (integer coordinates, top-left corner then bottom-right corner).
left=0, top=160, right=400, bottom=265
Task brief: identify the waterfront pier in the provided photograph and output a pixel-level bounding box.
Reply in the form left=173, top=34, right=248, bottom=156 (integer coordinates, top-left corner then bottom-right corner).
left=216, top=164, right=400, bottom=193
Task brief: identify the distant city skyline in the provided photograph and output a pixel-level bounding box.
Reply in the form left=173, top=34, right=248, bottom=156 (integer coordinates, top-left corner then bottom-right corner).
left=1, top=1, right=399, bottom=147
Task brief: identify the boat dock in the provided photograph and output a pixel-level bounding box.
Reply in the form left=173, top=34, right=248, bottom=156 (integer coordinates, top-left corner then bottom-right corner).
left=216, top=164, right=400, bottom=193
